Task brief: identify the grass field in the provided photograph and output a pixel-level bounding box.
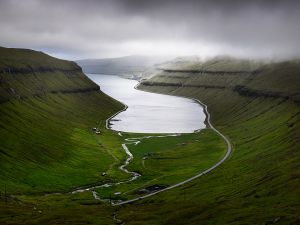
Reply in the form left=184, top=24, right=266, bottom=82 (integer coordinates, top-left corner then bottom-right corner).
left=0, top=129, right=226, bottom=224
left=93, top=130, right=225, bottom=201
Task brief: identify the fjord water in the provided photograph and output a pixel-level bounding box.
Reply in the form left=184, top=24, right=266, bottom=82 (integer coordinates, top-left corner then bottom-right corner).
left=87, top=74, right=206, bottom=133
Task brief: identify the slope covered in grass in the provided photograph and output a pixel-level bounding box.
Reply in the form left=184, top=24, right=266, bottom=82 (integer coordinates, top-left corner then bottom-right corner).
left=117, top=57, right=300, bottom=224
left=0, top=47, right=126, bottom=194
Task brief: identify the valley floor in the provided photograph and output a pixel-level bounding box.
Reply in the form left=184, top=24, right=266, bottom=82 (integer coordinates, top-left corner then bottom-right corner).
left=0, top=129, right=226, bottom=225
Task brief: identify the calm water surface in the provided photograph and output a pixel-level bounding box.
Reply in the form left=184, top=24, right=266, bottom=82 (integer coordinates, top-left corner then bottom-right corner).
left=87, top=74, right=206, bottom=133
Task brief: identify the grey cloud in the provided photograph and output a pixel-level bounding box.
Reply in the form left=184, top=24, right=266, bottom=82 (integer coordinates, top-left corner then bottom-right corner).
left=0, top=0, right=299, bottom=59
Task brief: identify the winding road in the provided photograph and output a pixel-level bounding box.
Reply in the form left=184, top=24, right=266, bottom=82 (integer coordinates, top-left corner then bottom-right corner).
left=112, top=97, right=232, bottom=206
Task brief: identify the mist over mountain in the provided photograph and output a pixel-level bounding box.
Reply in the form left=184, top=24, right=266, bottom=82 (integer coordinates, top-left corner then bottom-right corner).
left=76, top=55, right=170, bottom=77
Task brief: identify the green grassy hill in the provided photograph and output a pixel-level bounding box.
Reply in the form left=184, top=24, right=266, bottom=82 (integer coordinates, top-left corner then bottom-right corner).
left=117, top=57, right=300, bottom=224
left=0, top=47, right=127, bottom=194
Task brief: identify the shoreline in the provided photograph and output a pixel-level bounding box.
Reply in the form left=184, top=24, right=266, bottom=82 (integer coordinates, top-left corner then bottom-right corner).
left=112, top=84, right=232, bottom=206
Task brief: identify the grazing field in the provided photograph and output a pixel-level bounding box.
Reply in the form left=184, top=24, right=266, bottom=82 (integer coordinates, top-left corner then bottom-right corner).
left=93, top=130, right=226, bottom=201
left=0, top=129, right=226, bottom=225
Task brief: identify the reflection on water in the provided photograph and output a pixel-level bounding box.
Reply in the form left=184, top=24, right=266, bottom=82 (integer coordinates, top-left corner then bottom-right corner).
left=87, top=74, right=206, bottom=133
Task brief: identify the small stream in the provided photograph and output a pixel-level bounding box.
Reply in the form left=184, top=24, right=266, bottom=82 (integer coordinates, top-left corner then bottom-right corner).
left=70, top=74, right=206, bottom=203
left=71, top=133, right=182, bottom=203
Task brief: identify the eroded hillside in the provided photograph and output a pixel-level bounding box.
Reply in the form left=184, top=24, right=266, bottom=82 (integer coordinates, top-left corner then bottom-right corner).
left=117, top=57, right=300, bottom=225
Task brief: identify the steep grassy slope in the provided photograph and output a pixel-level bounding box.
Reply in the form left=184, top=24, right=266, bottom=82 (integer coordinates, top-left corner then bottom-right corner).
left=117, top=57, right=300, bottom=224
left=0, top=47, right=126, bottom=194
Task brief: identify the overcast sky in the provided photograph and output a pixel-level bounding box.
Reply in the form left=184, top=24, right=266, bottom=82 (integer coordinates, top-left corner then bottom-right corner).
left=0, top=0, right=300, bottom=60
